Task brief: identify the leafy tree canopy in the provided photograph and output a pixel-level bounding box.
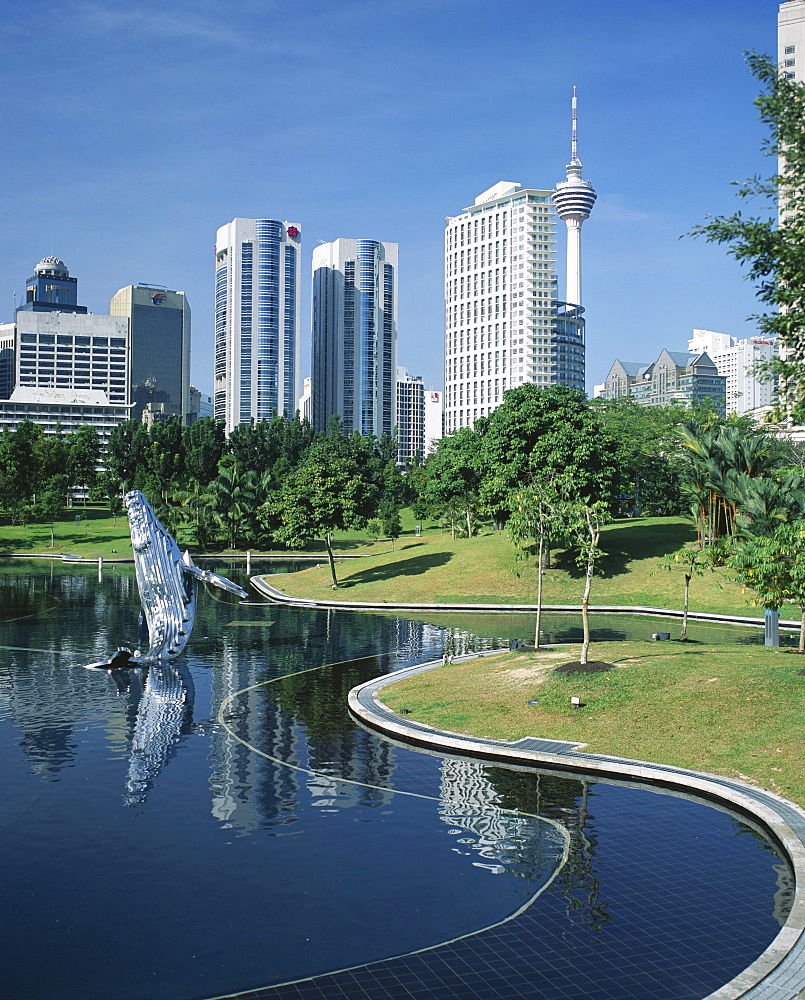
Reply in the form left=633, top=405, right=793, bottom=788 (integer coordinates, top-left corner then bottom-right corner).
left=477, top=384, right=623, bottom=517
left=691, top=52, right=805, bottom=423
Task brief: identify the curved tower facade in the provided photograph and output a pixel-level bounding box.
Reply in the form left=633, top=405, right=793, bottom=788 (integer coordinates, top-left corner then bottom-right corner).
left=552, top=88, right=596, bottom=308
left=312, top=238, right=398, bottom=437
left=214, top=218, right=301, bottom=434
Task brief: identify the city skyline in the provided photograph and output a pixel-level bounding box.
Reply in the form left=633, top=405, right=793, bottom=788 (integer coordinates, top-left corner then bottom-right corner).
left=0, top=1, right=778, bottom=400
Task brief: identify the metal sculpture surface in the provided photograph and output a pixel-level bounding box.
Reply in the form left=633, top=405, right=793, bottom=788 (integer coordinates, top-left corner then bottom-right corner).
left=92, top=490, right=247, bottom=667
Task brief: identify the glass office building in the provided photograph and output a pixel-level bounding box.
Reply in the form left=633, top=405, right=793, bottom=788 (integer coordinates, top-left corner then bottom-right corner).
left=214, top=218, right=301, bottom=434
left=110, top=285, right=190, bottom=423
left=312, top=238, right=397, bottom=437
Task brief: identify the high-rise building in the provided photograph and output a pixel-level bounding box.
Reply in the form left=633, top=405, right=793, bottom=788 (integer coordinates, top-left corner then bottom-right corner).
left=15, top=311, right=129, bottom=404
left=779, top=1, right=805, bottom=84
left=0, top=256, right=132, bottom=454
left=396, top=366, right=425, bottom=465
left=688, top=330, right=777, bottom=418
left=311, top=238, right=398, bottom=437
left=17, top=257, right=87, bottom=314
left=214, top=218, right=301, bottom=434
left=0, top=323, right=15, bottom=399
left=110, top=284, right=191, bottom=423
left=424, top=388, right=443, bottom=455
left=444, top=180, right=585, bottom=433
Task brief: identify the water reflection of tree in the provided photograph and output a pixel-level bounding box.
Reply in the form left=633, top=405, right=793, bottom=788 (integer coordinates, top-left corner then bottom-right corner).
left=485, top=766, right=611, bottom=934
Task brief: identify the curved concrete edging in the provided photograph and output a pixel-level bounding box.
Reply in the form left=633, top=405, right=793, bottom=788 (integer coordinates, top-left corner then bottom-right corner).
left=250, top=575, right=800, bottom=630
left=348, top=651, right=805, bottom=1000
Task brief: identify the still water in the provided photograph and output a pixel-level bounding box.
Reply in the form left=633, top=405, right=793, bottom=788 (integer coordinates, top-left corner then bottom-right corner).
left=0, top=561, right=793, bottom=1000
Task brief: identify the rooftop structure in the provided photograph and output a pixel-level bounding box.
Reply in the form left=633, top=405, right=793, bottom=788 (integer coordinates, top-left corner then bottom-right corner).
left=17, top=257, right=87, bottom=315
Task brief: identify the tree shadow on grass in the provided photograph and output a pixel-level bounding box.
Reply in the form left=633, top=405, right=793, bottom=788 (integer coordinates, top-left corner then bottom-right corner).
left=338, top=550, right=453, bottom=588
left=537, top=519, right=698, bottom=581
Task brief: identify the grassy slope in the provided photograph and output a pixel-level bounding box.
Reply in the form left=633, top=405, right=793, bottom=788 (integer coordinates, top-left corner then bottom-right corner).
left=0, top=507, right=135, bottom=559
left=380, top=642, right=805, bottom=807
left=266, top=517, right=759, bottom=617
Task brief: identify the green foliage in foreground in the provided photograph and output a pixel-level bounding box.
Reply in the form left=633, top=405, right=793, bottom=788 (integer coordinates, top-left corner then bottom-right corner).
left=380, top=642, right=805, bottom=807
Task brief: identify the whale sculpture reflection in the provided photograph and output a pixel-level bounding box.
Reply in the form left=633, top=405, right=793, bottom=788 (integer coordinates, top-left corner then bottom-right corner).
left=124, top=661, right=195, bottom=805
left=87, top=490, right=248, bottom=668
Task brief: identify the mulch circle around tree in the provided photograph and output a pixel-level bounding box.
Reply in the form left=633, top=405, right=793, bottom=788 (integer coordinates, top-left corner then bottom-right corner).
left=554, top=661, right=616, bottom=674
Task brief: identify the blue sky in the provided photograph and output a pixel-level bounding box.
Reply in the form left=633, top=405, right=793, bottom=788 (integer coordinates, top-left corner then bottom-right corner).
left=0, top=0, right=779, bottom=397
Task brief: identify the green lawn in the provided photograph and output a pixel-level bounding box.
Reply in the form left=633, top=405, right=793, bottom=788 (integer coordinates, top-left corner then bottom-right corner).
left=380, top=642, right=805, bottom=807
left=0, top=507, right=135, bottom=559
left=265, top=516, right=760, bottom=618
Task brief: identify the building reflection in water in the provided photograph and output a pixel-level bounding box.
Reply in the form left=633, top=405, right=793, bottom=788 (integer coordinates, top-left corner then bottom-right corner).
left=439, top=759, right=567, bottom=878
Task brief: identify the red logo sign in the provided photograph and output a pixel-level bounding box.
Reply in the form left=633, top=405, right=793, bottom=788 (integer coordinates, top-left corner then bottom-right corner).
left=287, top=226, right=299, bottom=238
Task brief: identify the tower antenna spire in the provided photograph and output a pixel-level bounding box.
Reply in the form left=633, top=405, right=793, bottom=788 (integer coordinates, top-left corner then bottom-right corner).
left=571, top=85, right=578, bottom=164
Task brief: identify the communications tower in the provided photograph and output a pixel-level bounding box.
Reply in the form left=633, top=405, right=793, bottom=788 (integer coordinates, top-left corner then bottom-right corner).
left=552, top=88, right=596, bottom=307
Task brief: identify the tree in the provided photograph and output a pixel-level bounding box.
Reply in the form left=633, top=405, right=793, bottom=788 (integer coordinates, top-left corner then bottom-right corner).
left=592, top=398, right=688, bottom=516
left=66, top=425, right=100, bottom=504
left=690, top=52, right=805, bottom=423
left=478, top=385, right=622, bottom=520
left=508, top=482, right=561, bottom=648
left=420, top=427, right=483, bottom=538
left=184, top=417, right=227, bottom=487
left=379, top=502, right=403, bottom=551
left=107, top=420, right=150, bottom=492
left=31, top=482, right=67, bottom=548
left=561, top=501, right=610, bottom=666
left=0, top=421, right=49, bottom=506
left=677, top=416, right=781, bottom=545
left=730, top=521, right=805, bottom=652
left=268, top=432, right=380, bottom=586
left=210, top=461, right=260, bottom=550
left=661, top=546, right=710, bottom=641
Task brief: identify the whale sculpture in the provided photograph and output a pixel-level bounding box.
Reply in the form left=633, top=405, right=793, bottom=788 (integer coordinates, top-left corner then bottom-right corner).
left=88, top=490, right=248, bottom=667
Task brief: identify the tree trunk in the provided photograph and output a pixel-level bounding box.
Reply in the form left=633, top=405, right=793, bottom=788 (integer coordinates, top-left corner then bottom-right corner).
left=681, top=573, right=691, bottom=640
left=534, top=533, right=544, bottom=649
left=800, top=608, right=805, bottom=654
left=466, top=508, right=472, bottom=539
left=579, top=510, right=599, bottom=666
left=325, top=533, right=338, bottom=588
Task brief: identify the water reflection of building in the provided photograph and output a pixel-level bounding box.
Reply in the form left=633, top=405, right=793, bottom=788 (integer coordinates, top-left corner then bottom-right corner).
left=439, top=759, right=565, bottom=877
left=208, top=639, right=305, bottom=834
left=0, top=570, right=144, bottom=780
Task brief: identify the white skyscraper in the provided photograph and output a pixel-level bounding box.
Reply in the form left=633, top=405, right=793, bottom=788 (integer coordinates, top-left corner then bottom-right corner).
left=779, top=1, right=805, bottom=84
left=688, top=330, right=777, bottom=418
left=311, top=238, right=398, bottom=437
left=214, top=218, right=301, bottom=434
left=444, top=180, right=585, bottom=433
left=552, top=88, right=597, bottom=308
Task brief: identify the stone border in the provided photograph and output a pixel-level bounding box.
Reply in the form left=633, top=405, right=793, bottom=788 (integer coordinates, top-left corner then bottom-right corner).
left=348, top=651, right=805, bottom=1000
left=250, top=575, right=801, bottom=630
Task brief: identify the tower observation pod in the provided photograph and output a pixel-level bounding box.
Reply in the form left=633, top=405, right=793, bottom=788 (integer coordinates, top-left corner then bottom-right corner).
left=552, top=87, right=596, bottom=308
